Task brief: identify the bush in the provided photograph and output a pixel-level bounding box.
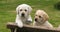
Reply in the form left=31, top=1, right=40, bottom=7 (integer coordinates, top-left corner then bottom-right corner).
left=54, top=2, right=60, bottom=10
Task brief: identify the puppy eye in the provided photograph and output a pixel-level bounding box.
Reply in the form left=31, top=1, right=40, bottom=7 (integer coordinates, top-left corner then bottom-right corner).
left=20, top=9, right=22, bottom=11
left=39, top=16, right=41, bottom=18
left=25, top=9, right=27, bottom=11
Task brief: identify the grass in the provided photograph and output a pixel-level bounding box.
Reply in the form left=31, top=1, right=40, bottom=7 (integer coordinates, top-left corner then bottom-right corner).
left=0, top=0, right=60, bottom=32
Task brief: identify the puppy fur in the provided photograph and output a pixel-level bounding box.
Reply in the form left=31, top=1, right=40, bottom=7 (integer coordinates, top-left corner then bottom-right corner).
left=15, top=4, right=32, bottom=27
left=33, top=10, right=53, bottom=28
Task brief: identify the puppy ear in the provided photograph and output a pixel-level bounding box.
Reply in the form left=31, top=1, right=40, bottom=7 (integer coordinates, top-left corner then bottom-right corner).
left=17, top=10, right=19, bottom=14
left=16, top=6, right=20, bottom=14
left=28, top=6, right=32, bottom=14
left=43, top=13, right=49, bottom=22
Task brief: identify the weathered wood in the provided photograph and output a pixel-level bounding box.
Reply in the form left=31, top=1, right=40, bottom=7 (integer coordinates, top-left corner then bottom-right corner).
left=6, top=22, right=60, bottom=32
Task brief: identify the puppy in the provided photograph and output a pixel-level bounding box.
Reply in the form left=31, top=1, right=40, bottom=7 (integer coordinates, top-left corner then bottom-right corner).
left=33, top=10, right=53, bottom=28
left=15, top=4, right=32, bottom=28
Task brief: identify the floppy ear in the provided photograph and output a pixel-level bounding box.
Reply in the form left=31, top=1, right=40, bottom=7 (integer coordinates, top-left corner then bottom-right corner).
left=43, top=13, right=49, bottom=22
left=28, top=6, right=32, bottom=14
left=16, top=6, right=20, bottom=14
left=17, top=10, right=19, bottom=14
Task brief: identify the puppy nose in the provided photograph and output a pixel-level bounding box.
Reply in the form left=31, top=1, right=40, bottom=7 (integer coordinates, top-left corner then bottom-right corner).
left=21, top=13, right=25, bottom=16
left=35, top=18, right=37, bottom=21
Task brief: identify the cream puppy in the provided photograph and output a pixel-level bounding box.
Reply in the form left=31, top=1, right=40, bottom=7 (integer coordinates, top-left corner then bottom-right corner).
left=33, top=10, right=53, bottom=28
left=15, top=4, right=32, bottom=28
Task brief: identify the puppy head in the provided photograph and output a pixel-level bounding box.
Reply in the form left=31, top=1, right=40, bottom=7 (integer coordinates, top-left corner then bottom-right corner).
left=16, top=4, right=32, bottom=17
left=34, top=10, right=49, bottom=24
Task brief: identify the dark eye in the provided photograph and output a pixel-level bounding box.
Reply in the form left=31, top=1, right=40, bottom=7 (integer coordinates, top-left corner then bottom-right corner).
left=25, top=9, right=27, bottom=11
left=39, top=16, right=41, bottom=18
left=20, top=9, right=22, bottom=11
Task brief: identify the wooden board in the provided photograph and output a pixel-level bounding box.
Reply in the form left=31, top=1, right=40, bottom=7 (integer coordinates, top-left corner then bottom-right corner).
left=6, top=22, right=60, bottom=32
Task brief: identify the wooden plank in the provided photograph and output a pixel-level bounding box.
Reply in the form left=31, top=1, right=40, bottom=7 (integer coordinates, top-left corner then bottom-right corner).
left=6, top=22, right=60, bottom=32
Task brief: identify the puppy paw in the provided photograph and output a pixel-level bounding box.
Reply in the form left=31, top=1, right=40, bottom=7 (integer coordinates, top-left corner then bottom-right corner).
left=27, top=19, right=32, bottom=23
left=25, top=20, right=32, bottom=25
left=17, top=23, right=23, bottom=28
left=27, top=15, right=32, bottom=23
left=27, top=18, right=32, bottom=22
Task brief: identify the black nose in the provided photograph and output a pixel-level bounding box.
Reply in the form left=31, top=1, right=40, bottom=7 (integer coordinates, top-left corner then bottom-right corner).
left=35, top=18, right=37, bottom=21
left=21, top=13, right=25, bottom=16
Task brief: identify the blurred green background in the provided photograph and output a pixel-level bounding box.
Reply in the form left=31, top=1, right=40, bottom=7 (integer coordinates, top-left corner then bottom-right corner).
left=0, top=0, right=60, bottom=32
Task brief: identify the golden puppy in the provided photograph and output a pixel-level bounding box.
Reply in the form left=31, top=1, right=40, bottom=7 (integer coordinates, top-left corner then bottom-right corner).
left=33, top=10, right=53, bottom=28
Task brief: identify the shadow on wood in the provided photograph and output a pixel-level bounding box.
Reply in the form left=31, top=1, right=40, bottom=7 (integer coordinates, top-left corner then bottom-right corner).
left=6, top=22, right=60, bottom=32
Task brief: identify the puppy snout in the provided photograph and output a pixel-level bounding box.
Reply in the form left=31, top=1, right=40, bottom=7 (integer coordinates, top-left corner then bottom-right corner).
left=35, top=18, right=37, bottom=21
left=21, top=13, right=25, bottom=17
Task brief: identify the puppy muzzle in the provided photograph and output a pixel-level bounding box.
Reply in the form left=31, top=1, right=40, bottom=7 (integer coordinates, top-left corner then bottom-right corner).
left=21, top=13, right=25, bottom=17
left=35, top=18, right=38, bottom=22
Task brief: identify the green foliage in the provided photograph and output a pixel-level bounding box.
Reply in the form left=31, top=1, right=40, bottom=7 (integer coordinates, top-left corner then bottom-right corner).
left=54, top=2, right=60, bottom=10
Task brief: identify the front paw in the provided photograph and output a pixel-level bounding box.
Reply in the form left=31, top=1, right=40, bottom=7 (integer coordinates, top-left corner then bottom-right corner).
left=27, top=19, right=32, bottom=23
left=26, top=20, right=32, bottom=24
left=17, top=23, right=23, bottom=28
left=27, top=20, right=32, bottom=23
